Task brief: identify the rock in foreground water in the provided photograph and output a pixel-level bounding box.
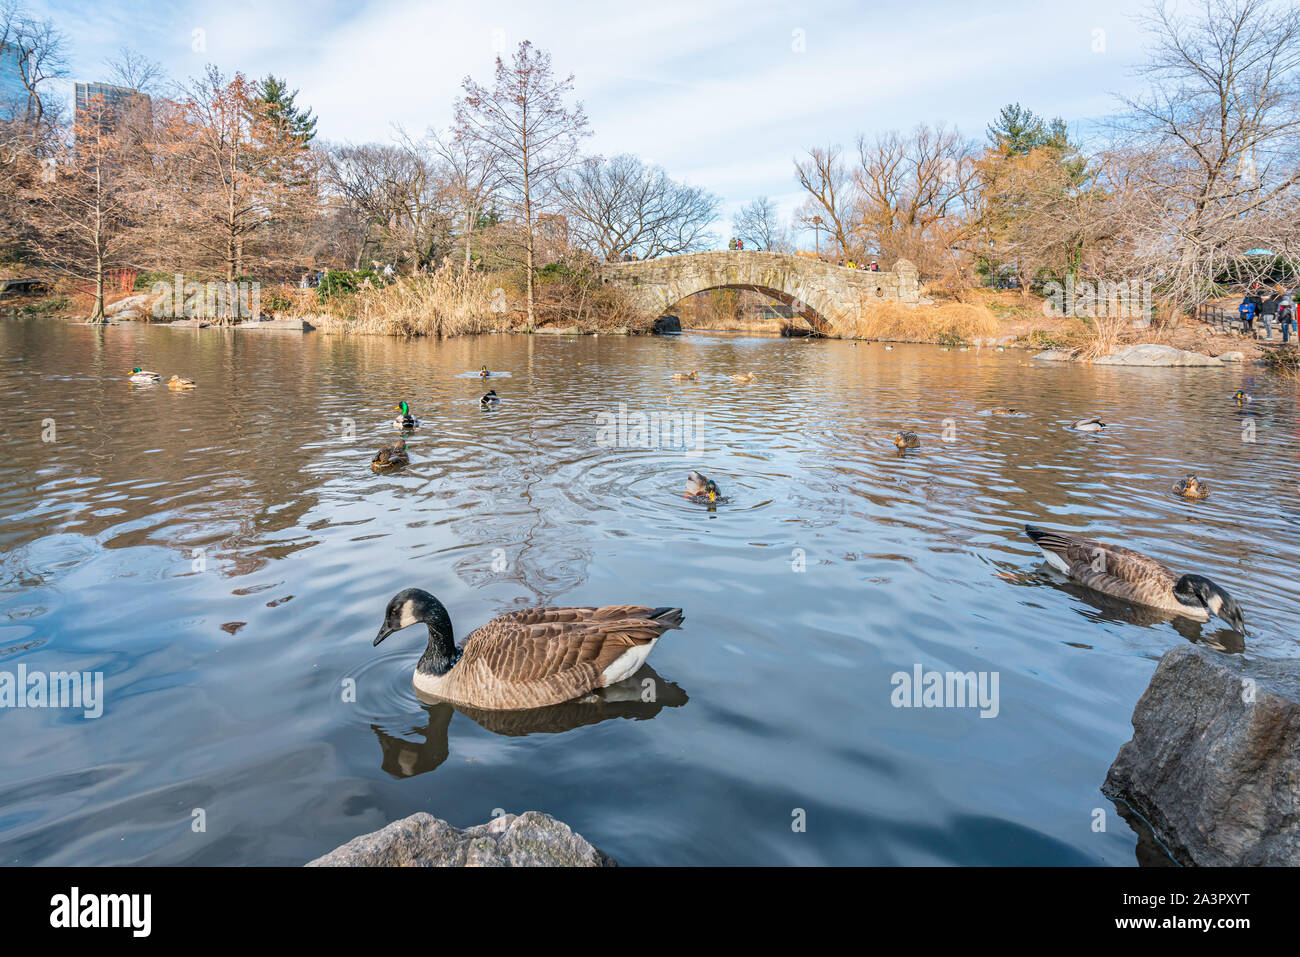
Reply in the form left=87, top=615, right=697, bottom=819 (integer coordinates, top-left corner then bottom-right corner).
left=306, top=811, right=616, bottom=867
left=1102, top=644, right=1300, bottom=865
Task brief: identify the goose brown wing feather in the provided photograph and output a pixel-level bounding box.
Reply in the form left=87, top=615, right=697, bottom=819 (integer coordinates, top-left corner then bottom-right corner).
left=440, top=607, right=682, bottom=709
left=1028, top=526, right=1183, bottom=610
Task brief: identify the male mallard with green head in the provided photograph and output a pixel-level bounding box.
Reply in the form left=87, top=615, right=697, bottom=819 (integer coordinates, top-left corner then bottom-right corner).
left=372, top=589, right=686, bottom=710
left=129, top=367, right=161, bottom=383
left=392, top=401, right=420, bottom=429
left=480, top=389, right=500, bottom=409
left=685, top=470, right=721, bottom=503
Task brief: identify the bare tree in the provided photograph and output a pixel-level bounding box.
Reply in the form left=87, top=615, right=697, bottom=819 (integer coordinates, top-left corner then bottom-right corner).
left=105, top=47, right=167, bottom=98
left=732, top=196, right=791, bottom=252
left=794, top=145, right=854, bottom=260
left=428, top=129, right=501, bottom=271
left=1115, top=0, right=1300, bottom=310
left=156, top=66, right=319, bottom=281
left=455, top=40, right=589, bottom=330
left=25, top=95, right=143, bottom=320
left=0, top=0, right=67, bottom=139
left=558, top=153, right=718, bottom=260
left=854, top=123, right=978, bottom=270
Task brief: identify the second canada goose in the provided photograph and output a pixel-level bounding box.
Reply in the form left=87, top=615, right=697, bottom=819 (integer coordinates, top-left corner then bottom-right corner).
left=480, top=389, right=501, bottom=409
left=893, top=431, right=920, bottom=450
left=372, top=589, right=686, bottom=710
left=1071, top=416, right=1105, bottom=431
left=1024, top=524, right=1245, bottom=632
left=1173, top=475, right=1210, bottom=499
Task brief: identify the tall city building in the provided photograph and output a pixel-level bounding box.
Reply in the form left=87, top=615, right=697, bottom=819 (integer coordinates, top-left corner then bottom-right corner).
left=0, top=41, right=29, bottom=122
left=74, top=81, right=148, bottom=142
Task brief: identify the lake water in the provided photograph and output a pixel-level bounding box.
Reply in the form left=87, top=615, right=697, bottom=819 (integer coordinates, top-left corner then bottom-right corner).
left=1, top=319, right=1297, bottom=866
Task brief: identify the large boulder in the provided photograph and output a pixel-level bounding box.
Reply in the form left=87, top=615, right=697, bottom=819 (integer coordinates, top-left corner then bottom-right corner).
left=1102, top=644, right=1300, bottom=865
left=1093, top=343, right=1222, bottom=366
left=306, top=811, right=616, bottom=867
left=105, top=292, right=155, bottom=317
left=652, top=314, right=682, bottom=334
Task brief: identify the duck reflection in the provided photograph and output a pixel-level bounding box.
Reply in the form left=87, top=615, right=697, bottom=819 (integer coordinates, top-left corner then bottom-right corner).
left=370, top=664, right=688, bottom=778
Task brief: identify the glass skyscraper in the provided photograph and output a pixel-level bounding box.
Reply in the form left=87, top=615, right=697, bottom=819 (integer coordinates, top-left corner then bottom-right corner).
left=0, top=41, right=29, bottom=122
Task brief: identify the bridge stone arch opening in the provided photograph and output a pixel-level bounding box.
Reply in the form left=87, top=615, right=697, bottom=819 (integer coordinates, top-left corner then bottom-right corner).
left=598, top=251, right=920, bottom=338
left=666, top=283, right=829, bottom=334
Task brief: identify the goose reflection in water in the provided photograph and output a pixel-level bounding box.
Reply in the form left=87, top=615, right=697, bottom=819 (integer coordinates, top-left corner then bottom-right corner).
left=370, top=665, right=688, bottom=779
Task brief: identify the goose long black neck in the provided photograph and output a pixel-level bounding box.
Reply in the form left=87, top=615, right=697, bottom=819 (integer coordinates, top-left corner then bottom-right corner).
left=416, top=607, right=457, bottom=676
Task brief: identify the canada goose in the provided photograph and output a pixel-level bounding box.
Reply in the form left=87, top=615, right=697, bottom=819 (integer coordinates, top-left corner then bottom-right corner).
left=1173, top=475, right=1210, bottom=499
left=672, top=370, right=698, bottom=380
left=729, top=372, right=756, bottom=383
left=372, top=588, right=686, bottom=710
left=685, top=470, right=720, bottom=503
left=167, top=375, right=196, bottom=389
left=1024, top=524, right=1245, bottom=632
left=371, top=440, right=409, bottom=473
left=392, top=401, right=420, bottom=429
left=893, top=431, right=920, bottom=450
left=129, top=367, right=160, bottom=383
left=1071, top=416, right=1105, bottom=431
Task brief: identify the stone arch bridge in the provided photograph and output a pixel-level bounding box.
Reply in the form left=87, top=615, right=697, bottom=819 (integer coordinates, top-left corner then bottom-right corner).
left=599, top=251, right=920, bottom=336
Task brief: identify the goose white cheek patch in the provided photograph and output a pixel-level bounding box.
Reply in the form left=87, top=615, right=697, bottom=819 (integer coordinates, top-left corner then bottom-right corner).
left=399, top=600, right=419, bottom=628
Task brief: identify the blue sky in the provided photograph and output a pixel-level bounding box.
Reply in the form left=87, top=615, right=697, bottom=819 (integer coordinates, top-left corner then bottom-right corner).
left=30, top=0, right=1160, bottom=239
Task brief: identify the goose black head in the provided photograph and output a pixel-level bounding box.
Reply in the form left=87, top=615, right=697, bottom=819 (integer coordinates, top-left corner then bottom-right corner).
left=1174, top=574, right=1246, bottom=633
left=374, top=588, right=453, bottom=647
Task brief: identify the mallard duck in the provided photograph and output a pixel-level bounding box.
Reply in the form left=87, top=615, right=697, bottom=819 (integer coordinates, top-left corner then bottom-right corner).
left=392, top=401, right=420, bottom=429
left=372, top=589, right=686, bottom=710
left=1232, top=390, right=1252, bottom=404
left=479, top=365, right=492, bottom=378
left=129, top=367, right=161, bottom=383
left=685, top=470, right=720, bottom=503
left=672, top=370, right=698, bottom=380
left=1173, top=475, right=1210, bottom=499
left=884, top=345, right=894, bottom=351
left=371, top=440, right=409, bottom=473
left=729, top=372, right=756, bottom=383
left=987, top=407, right=1018, bottom=415
left=167, top=375, right=196, bottom=390
left=1024, top=524, right=1244, bottom=632
left=893, top=431, right=920, bottom=450
left=480, top=389, right=500, bottom=409
left=1071, top=416, right=1105, bottom=431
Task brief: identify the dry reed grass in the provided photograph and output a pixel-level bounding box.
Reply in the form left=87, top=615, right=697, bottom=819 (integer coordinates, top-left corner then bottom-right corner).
left=849, top=301, right=1001, bottom=344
